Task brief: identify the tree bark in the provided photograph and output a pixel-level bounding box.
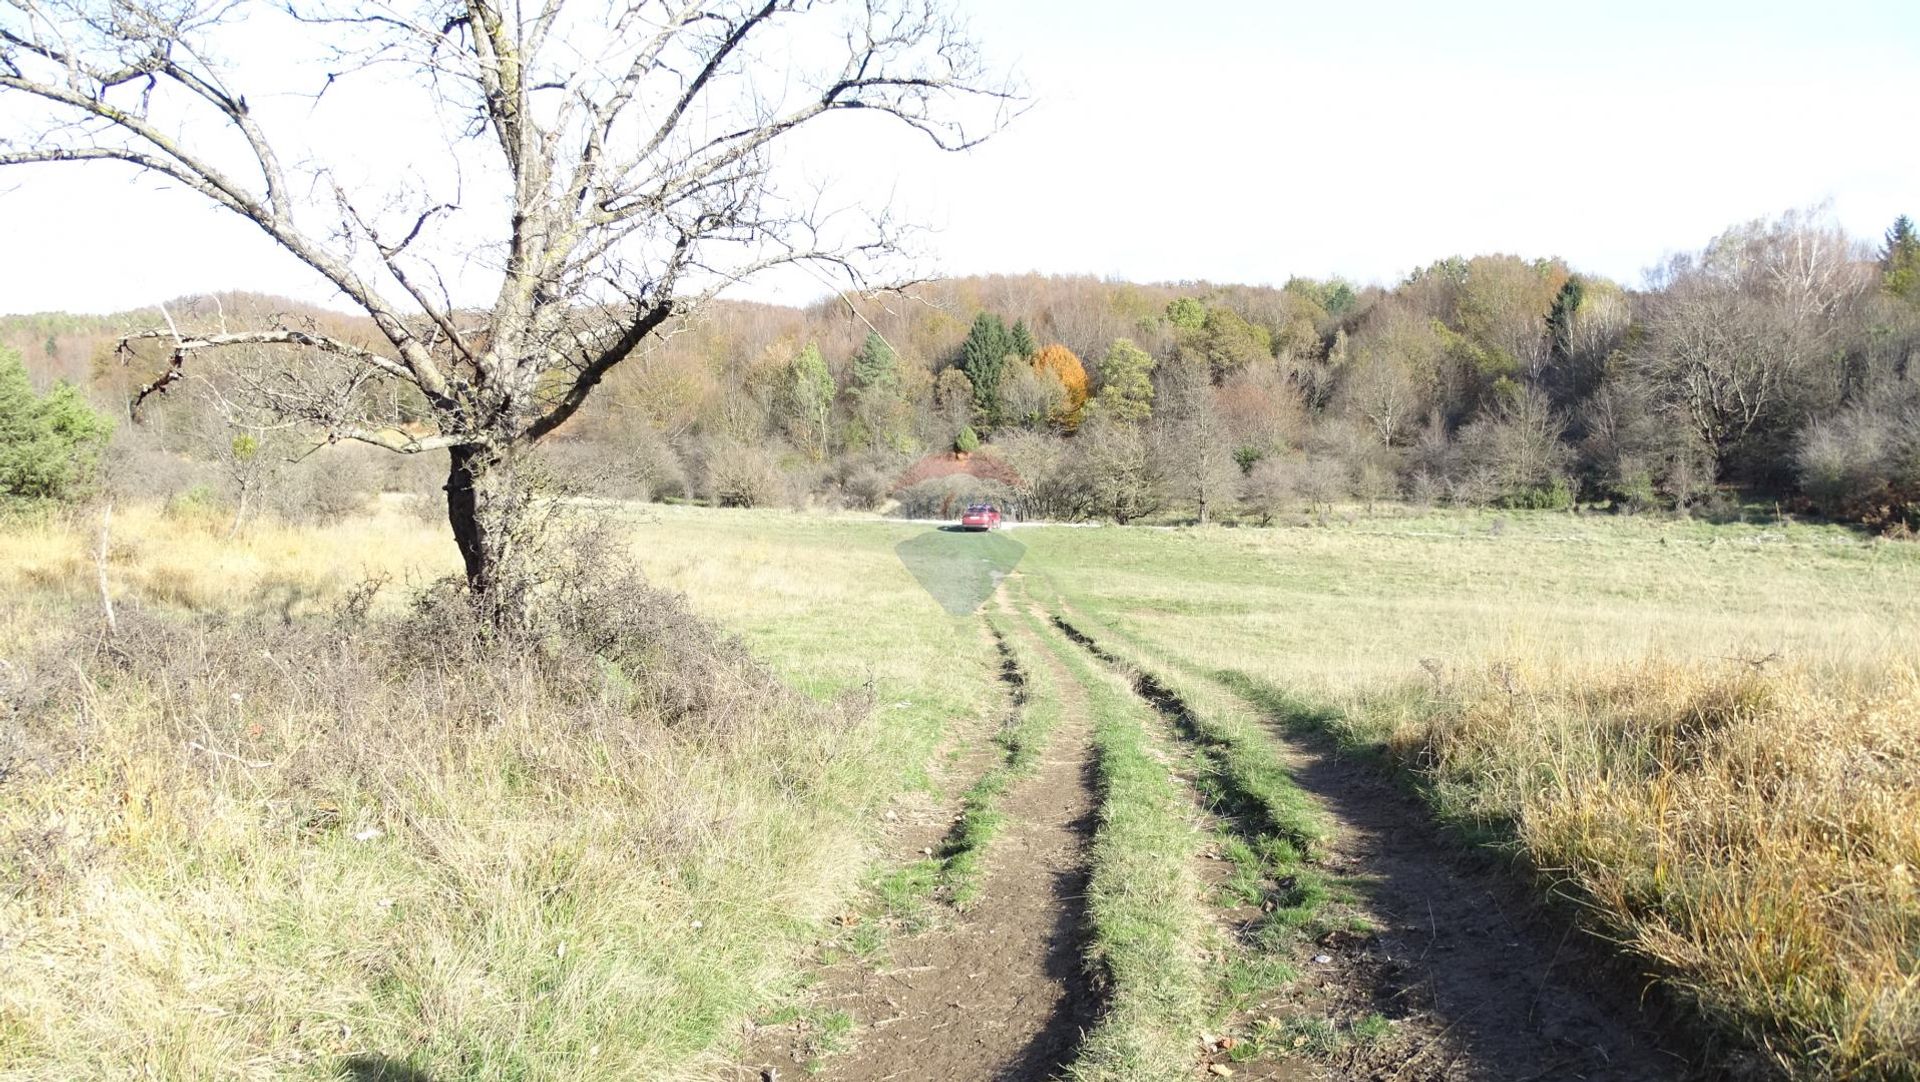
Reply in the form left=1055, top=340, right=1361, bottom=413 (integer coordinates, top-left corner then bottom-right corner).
left=446, top=443, right=531, bottom=626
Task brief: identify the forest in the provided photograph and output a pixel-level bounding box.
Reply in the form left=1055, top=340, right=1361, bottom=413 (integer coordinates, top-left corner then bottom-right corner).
left=6, top=208, right=1920, bottom=535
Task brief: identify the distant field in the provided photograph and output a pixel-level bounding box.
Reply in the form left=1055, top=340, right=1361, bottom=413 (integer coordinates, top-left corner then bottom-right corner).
left=3, top=502, right=1915, bottom=1078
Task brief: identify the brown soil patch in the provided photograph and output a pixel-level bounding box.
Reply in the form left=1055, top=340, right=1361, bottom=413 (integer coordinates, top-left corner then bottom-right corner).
left=736, top=613, right=1100, bottom=1081
left=1243, top=735, right=1694, bottom=1081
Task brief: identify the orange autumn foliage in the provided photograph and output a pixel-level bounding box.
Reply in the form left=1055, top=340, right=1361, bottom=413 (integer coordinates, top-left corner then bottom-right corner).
left=1031, top=343, right=1088, bottom=427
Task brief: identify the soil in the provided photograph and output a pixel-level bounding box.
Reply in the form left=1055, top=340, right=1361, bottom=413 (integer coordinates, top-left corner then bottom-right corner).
left=735, top=614, right=1100, bottom=1082
left=741, top=599, right=1706, bottom=1082
left=1262, top=734, right=1697, bottom=1081
left=1055, top=607, right=1699, bottom=1081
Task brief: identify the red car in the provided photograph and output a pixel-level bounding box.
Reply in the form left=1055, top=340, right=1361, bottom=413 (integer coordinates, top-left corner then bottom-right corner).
left=959, top=503, right=1003, bottom=531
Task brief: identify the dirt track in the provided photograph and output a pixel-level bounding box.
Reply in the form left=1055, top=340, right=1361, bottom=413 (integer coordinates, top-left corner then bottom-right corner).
left=737, top=615, right=1099, bottom=1082
left=742, top=601, right=1699, bottom=1082
left=1258, top=734, right=1689, bottom=1081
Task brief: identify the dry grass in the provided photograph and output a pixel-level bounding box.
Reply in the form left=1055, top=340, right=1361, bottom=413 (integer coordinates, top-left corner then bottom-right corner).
left=8, top=500, right=1917, bottom=1078
left=1399, top=658, right=1920, bottom=1078
left=1019, top=510, right=1920, bottom=1078
left=0, top=501, right=998, bottom=1081
left=0, top=599, right=867, bottom=1080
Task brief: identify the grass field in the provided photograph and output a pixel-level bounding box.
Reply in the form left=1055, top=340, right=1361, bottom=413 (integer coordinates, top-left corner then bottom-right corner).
left=3, top=501, right=1916, bottom=1078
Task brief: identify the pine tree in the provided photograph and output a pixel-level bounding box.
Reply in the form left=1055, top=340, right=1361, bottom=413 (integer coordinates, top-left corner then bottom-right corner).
left=960, top=312, right=1014, bottom=426
left=782, top=342, right=836, bottom=461
left=850, top=331, right=898, bottom=391
left=1546, top=275, right=1585, bottom=368
left=1009, top=319, right=1036, bottom=360
left=1882, top=215, right=1920, bottom=301
left=0, top=346, right=113, bottom=500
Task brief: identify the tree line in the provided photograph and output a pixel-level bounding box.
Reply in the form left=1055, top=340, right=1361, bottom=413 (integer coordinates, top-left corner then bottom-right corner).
left=6, top=208, right=1918, bottom=533
left=559, top=206, right=1920, bottom=530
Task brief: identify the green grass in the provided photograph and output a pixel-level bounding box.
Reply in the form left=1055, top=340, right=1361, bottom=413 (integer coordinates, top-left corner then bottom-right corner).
left=1035, top=594, right=1342, bottom=1017
left=1006, top=607, right=1210, bottom=1082
left=1014, top=506, right=1920, bottom=694
left=8, top=502, right=1917, bottom=1080
left=935, top=619, right=1062, bottom=907
left=1012, top=511, right=1920, bottom=1079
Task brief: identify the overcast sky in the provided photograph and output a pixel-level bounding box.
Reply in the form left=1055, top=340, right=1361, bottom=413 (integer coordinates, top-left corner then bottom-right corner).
left=2, top=0, right=1915, bottom=315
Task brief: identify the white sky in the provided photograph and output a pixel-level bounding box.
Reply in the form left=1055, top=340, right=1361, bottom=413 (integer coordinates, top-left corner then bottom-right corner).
left=2, top=0, right=1916, bottom=315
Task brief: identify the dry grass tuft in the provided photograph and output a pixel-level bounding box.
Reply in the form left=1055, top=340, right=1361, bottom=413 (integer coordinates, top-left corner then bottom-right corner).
left=1351, top=657, right=1920, bottom=1078
left=0, top=569, right=872, bottom=1080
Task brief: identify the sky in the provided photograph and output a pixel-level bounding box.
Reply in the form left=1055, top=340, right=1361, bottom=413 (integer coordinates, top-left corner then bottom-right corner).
left=1, top=0, right=1916, bottom=315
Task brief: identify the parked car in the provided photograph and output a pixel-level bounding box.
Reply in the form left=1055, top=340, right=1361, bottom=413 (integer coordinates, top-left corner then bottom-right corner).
left=959, top=503, right=1003, bottom=531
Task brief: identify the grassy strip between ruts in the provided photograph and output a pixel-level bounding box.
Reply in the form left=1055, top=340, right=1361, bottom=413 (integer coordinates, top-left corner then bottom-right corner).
left=1031, top=591, right=1387, bottom=1061
left=936, top=617, right=1063, bottom=908
left=1008, top=603, right=1210, bottom=1082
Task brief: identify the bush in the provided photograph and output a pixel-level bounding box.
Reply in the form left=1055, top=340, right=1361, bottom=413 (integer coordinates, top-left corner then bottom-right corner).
left=894, top=474, right=1016, bottom=519
left=1499, top=476, right=1576, bottom=511
left=0, top=345, right=112, bottom=501
left=1446, top=389, right=1572, bottom=507
left=954, top=425, right=980, bottom=454
left=103, top=424, right=213, bottom=505
left=538, top=429, right=688, bottom=502
left=267, top=449, right=377, bottom=524
left=1796, top=384, right=1920, bottom=531
left=703, top=437, right=788, bottom=508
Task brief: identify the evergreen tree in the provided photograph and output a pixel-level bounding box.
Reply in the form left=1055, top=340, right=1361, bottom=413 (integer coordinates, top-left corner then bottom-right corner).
left=848, top=332, right=910, bottom=452
left=0, top=346, right=113, bottom=500
left=1546, top=275, right=1585, bottom=369
left=1882, top=215, right=1920, bottom=300
left=1009, top=319, right=1036, bottom=360
left=960, top=312, right=1014, bottom=426
left=782, top=342, right=836, bottom=461
left=850, top=331, right=898, bottom=391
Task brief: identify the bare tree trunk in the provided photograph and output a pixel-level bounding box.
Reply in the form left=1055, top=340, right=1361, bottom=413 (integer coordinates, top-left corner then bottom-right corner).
left=227, top=485, right=249, bottom=540
left=446, top=445, right=533, bottom=627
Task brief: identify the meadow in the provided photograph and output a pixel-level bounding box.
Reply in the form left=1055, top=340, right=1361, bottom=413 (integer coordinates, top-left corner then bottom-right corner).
left=2, top=501, right=1915, bottom=1079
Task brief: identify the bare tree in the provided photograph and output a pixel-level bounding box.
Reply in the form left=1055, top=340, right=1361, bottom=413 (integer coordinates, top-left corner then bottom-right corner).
left=1, top=0, right=1017, bottom=619
left=1630, top=209, right=1873, bottom=481
left=1152, top=353, right=1236, bottom=525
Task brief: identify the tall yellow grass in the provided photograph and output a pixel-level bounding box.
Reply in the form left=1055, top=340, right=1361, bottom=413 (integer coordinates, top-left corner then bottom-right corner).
left=1395, top=658, right=1920, bottom=1077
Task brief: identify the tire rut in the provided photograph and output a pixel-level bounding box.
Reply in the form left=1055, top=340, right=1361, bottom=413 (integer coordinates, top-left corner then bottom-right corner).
left=1053, top=613, right=1692, bottom=1082
left=743, top=606, right=1101, bottom=1082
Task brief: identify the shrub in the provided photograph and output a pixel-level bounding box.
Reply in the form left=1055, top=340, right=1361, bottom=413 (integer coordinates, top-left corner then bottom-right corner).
left=0, top=547, right=863, bottom=1079
left=954, top=425, right=980, bottom=454
left=704, top=438, right=787, bottom=508
left=0, top=345, right=112, bottom=501
left=894, top=474, right=1016, bottom=519
left=1796, top=384, right=1920, bottom=531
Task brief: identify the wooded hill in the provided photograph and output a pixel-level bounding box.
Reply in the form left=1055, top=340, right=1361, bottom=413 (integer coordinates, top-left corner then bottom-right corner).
left=9, top=208, right=1919, bottom=530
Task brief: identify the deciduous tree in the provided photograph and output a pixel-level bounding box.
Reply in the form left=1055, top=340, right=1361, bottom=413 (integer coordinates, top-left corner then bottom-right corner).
left=1088, top=338, right=1155, bottom=423
left=0, top=0, right=1016, bottom=620
left=1029, top=343, right=1087, bottom=427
